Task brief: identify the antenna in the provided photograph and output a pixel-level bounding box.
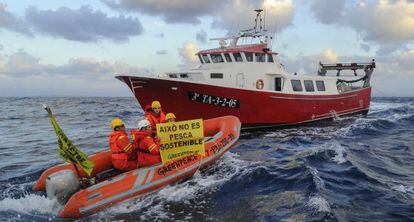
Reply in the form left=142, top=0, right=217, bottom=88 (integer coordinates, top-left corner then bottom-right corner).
left=254, top=9, right=263, bottom=33
left=209, top=9, right=273, bottom=47
left=263, top=0, right=267, bottom=30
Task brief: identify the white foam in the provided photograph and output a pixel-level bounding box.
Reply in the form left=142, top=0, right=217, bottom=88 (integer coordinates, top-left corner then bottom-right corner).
left=98, top=152, right=252, bottom=220
left=305, top=142, right=347, bottom=165
left=370, top=101, right=409, bottom=113
left=0, top=193, right=60, bottom=215
left=392, top=185, right=414, bottom=199
left=306, top=196, right=331, bottom=213
left=308, top=167, right=325, bottom=191
left=330, top=143, right=347, bottom=164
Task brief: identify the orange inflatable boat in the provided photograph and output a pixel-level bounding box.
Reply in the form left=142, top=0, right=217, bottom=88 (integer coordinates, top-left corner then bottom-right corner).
left=33, top=116, right=241, bottom=218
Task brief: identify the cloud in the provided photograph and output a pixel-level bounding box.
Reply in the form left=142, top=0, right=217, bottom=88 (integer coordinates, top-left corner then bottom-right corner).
left=155, top=33, right=164, bottom=38
left=156, top=50, right=167, bottom=55
left=102, top=0, right=221, bottom=25
left=0, top=50, right=149, bottom=78
left=321, top=48, right=338, bottom=63
left=196, top=30, right=207, bottom=43
left=25, top=5, right=143, bottom=42
left=0, top=50, right=151, bottom=96
left=0, top=50, right=46, bottom=77
left=0, top=3, right=32, bottom=35
left=102, top=0, right=294, bottom=34
left=212, top=0, right=294, bottom=34
left=310, top=0, right=414, bottom=53
left=398, top=49, right=414, bottom=71
left=281, top=48, right=340, bottom=75
left=178, top=42, right=198, bottom=63
left=177, top=42, right=200, bottom=69
left=0, top=44, right=3, bottom=51
left=310, top=0, right=346, bottom=25
left=360, top=43, right=371, bottom=52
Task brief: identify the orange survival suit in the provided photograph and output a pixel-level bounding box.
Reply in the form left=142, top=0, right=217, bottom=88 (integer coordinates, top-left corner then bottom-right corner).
left=108, top=131, right=137, bottom=171
left=131, top=129, right=162, bottom=167
left=144, top=105, right=166, bottom=134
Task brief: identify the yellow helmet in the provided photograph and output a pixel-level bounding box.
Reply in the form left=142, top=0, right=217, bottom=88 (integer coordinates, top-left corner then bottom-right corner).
left=166, top=113, right=176, bottom=120
left=111, top=118, right=124, bottom=130
left=151, top=101, right=161, bottom=108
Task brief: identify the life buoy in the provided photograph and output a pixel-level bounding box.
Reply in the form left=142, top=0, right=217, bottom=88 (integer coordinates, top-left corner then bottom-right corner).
left=256, top=79, right=264, bottom=90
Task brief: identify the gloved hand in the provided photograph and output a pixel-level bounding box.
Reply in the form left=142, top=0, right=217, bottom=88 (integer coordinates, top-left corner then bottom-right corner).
left=154, top=136, right=161, bottom=143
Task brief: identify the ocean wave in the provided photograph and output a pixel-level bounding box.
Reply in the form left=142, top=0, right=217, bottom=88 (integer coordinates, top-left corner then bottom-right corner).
left=1, top=97, right=413, bottom=221
left=306, top=195, right=331, bottom=213
left=307, top=167, right=325, bottom=192
left=263, top=101, right=413, bottom=140
left=292, top=142, right=348, bottom=166
left=0, top=193, right=60, bottom=216
left=95, top=152, right=252, bottom=221
left=370, top=102, right=414, bottom=120
left=392, top=185, right=414, bottom=199
left=0, top=182, right=34, bottom=200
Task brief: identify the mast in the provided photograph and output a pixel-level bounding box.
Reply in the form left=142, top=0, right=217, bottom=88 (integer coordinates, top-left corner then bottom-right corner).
left=209, top=9, right=272, bottom=48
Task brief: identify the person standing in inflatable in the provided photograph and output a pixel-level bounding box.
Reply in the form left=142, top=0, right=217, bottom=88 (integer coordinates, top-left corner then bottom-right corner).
left=131, top=119, right=162, bottom=167
left=165, top=113, right=176, bottom=123
left=144, top=100, right=166, bottom=135
left=108, top=118, right=138, bottom=171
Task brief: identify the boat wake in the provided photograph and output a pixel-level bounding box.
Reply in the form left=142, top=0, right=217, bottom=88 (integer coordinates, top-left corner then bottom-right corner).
left=0, top=194, right=59, bottom=217
left=94, top=152, right=253, bottom=221
left=0, top=176, right=61, bottom=221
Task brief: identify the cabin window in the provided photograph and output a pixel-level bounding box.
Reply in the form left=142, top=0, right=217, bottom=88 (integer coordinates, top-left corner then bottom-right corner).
left=169, top=74, right=178, bottom=78
left=210, top=73, right=223, bottom=79
left=275, top=78, right=282, bottom=91
left=267, top=54, right=274, bottom=63
left=198, top=54, right=204, bottom=64
left=180, top=73, right=189, bottom=78
left=233, top=53, right=243, bottom=62
left=304, top=80, right=315, bottom=92
left=255, top=53, right=266, bottom=62
left=291, top=80, right=303, bottom=92
left=245, top=52, right=253, bottom=62
left=224, top=53, right=232, bottom=62
left=202, top=54, right=210, bottom=63
left=316, top=80, right=326, bottom=91
left=211, top=54, right=224, bottom=63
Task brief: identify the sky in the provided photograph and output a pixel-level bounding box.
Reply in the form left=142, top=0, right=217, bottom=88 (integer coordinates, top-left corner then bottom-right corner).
left=0, top=0, right=413, bottom=97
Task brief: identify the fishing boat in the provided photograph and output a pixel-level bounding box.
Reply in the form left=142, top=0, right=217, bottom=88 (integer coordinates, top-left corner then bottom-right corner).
left=116, top=9, right=376, bottom=129
left=33, top=116, right=241, bottom=218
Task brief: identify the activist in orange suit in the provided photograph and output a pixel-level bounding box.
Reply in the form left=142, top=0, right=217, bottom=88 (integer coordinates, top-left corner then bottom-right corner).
left=131, top=119, right=162, bottom=167
left=144, top=100, right=166, bottom=134
left=108, top=118, right=138, bottom=171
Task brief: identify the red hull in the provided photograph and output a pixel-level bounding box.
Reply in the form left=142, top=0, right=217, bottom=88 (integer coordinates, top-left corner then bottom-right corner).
left=117, top=76, right=371, bottom=129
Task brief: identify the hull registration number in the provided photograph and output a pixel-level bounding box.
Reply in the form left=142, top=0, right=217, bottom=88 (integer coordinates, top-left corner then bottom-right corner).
left=188, top=91, right=240, bottom=109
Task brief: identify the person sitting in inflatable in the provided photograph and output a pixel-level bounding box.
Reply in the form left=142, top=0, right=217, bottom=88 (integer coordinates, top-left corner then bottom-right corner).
left=165, top=113, right=176, bottom=123
left=144, top=100, right=166, bottom=135
left=131, top=119, right=162, bottom=167
left=108, top=118, right=138, bottom=171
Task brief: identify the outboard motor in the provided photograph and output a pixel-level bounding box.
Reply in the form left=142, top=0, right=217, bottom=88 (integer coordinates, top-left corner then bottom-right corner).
left=46, top=170, right=80, bottom=204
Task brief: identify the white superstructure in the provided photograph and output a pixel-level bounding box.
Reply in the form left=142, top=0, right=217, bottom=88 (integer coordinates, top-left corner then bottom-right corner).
left=159, top=9, right=374, bottom=96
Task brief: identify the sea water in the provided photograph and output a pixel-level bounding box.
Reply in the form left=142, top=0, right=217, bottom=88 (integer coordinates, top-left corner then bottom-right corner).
left=0, top=97, right=413, bottom=221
